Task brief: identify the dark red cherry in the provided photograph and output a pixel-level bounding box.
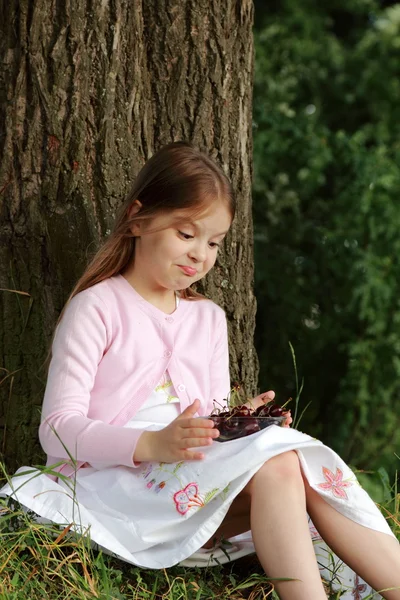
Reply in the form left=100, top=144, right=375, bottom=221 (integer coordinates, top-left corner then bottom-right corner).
left=230, top=406, right=249, bottom=417
left=210, top=415, right=223, bottom=428
left=212, top=398, right=287, bottom=441
left=242, top=419, right=260, bottom=437
left=228, top=416, right=241, bottom=428
left=255, top=404, right=272, bottom=417
left=218, top=411, right=231, bottom=419
left=269, top=405, right=284, bottom=417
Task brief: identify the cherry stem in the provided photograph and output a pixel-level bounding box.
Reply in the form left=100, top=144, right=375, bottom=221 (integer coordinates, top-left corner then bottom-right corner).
left=281, top=397, right=292, bottom=409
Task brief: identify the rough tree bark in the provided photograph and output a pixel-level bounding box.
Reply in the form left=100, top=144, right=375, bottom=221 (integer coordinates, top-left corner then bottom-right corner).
left=0, top=0, right=258, bottom=472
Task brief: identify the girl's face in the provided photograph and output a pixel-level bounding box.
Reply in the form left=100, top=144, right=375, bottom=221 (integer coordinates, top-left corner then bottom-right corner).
left=131, top=201, right=232, bottom=295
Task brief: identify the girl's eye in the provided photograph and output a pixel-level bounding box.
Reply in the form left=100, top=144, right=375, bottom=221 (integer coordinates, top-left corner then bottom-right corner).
left=209, top=242, right=220, bottom=249
left=178, top=231, right=193, bottom=240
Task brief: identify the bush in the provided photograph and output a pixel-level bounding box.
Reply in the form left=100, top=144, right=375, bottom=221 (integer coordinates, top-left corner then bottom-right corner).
left=253, top=0, right=400, bottom=474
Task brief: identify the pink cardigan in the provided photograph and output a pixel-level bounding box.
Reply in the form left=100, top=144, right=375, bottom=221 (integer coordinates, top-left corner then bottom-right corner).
left=39, top=275, right=230, bottom=476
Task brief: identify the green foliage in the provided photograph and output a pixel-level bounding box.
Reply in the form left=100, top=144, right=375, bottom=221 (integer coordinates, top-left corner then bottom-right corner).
left=0, top=495, right=277, bottom=599
left=1, top=465, right=399, bottom=599
left=253, top=0, right=400, bottom=474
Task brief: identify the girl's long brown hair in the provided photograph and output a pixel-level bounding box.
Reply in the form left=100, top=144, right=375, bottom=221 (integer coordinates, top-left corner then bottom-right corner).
left=66, top=141, right=235, bottom=308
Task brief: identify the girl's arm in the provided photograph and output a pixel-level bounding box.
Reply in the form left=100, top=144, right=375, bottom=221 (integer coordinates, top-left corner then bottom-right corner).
left=133, top=399, right=219, bottom=462
left=39, top=291, right=144, bottom=468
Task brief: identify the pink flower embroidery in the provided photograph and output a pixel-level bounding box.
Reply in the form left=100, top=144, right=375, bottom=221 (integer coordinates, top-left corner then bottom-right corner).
left=352, top=574, right=367, bottom=599
left=173, top=482, right=204, bottom=515
left=155, top=481, right=166, bottom=494
left=317, top=467, right=352, bottom=500
left=142, top=464, right=153, bottom=479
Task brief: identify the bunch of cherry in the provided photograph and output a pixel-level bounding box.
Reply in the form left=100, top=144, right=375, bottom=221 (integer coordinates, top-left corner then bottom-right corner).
left=210, top=402, right=287, bottom=442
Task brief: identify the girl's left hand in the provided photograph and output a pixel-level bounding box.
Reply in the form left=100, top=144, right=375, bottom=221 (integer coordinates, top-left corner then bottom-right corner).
left=245, top=390, right=293, bottom=428
left=282, top=410, right=292, bottom=428
left=244, top=390, right=275, bottom=412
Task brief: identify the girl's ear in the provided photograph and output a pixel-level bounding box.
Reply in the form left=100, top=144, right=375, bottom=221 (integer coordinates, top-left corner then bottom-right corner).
left=128, top=200, right=143, bottom=236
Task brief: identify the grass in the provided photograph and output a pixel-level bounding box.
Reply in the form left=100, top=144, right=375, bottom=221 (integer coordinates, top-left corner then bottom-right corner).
left=0, top=494, right=278, bottom=600
left=1, top=330, right=398, bottom=599
left=0, top=467, right=399, bottom=600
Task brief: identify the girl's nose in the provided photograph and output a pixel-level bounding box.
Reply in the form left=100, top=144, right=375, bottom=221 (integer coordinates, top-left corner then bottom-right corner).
left=188, top=242, right=207, bottom=263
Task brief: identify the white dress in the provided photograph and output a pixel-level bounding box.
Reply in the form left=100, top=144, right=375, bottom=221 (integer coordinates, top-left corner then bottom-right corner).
left=0, top=373, right=396, bottom=599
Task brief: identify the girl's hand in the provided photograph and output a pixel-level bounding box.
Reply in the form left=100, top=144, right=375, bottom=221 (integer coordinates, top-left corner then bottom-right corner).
left=282, top=410, right=293, bottom=428
left=245, top=391, right=293, bottom=427
left=244, top=390, right=275, bottom=412
left=133, top=399, right=219, bottom=463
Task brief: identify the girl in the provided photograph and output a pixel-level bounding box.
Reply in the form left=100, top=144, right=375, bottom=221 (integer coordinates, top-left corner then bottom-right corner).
left=2, top=142, right=400, bottom=600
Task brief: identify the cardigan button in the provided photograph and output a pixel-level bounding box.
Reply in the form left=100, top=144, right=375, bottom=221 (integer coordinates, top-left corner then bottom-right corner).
left=164, top=349, right=172, bottom=358
left=165, top=316, right=174, bottom=323
left=177, top=384, right=186, bottom=392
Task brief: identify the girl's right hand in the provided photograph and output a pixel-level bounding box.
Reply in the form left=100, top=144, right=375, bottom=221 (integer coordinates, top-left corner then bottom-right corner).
left=133, top=399, right=219, bottom=463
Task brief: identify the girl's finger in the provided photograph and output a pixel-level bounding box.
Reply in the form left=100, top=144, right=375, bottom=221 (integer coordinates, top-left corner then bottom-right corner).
left=183, top=417, right=215, bottom=428
left=283, top=412, right=293, bottom=427
left=181, top=418, right=216, bottom=430
left=261, top=390, right=275, bottom=401
left=181, top=427, right=219, bottom=439
left=181, top=450, right=205, bottom=461
left=176, top=399, right=201, bottom=420
left=180, top=436, right=215, bottom=448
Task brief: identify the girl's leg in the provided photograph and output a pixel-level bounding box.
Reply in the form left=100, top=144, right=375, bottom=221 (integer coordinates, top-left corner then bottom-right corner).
left=203, top=452, right=327, bottom=598
left=303, top=479, right=400, bottom=600
left=202, top=493, right=251, bottom=548
left=249, top=451, right=328, bottom=600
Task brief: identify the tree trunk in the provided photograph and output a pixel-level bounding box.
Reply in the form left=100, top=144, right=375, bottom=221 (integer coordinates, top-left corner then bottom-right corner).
left=0, top=0, right=257, bottom=472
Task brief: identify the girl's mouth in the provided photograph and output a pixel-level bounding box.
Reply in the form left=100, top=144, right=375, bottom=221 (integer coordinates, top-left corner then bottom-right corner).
left=178, top=265, right=197, bottom=276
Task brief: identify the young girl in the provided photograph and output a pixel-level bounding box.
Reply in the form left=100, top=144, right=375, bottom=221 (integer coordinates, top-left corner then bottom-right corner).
left=2, top=142, right=400, bottom=600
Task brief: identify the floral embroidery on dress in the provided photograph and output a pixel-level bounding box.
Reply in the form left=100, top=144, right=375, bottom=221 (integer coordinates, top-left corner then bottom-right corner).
left=352, top=574, right=367, bottom=599
left=155, top=373, right=170, bottom=390
left=174, top=483, right=204, bottom=515
left=155, top=375, right=179, bottom=403
left=220, top=483, right=231, bottom=501
left=173, top=483, right=221, bottom=516
left=317, top=466, right=353, bottom=500
left=154, top=481, right=166, bottom=493
left=140, top=461, right=185, bottom=495
left=142, top=464, right=153, bottom=479
left=166, top=393, right=179, bottom=403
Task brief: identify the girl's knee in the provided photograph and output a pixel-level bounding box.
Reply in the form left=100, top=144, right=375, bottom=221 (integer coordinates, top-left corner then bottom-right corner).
left=248, top=451, right=303, bottom=491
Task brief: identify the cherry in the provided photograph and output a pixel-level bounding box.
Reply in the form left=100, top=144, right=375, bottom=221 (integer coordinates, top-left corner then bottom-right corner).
left=226, top=416, right=240, bottom=429
left=242, top=419, right=260, bottom=436
left=211, top=400, right=286, bottom=441
left=210, top=415, right=223, bottom=428
left=254, top=404, right=272, bottom=417
left=269, top=405, right=284, bottom=417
